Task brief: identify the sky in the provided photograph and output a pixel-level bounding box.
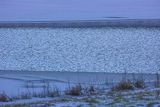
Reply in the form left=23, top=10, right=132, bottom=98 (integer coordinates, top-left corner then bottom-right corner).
left=0, top=0, right=160, bottom=21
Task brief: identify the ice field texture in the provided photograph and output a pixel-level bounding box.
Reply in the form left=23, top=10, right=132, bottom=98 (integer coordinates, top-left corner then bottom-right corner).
left=0, top=28, right=160, bottom=73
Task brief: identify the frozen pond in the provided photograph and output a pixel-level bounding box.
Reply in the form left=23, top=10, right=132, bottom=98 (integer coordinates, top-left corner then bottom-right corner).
left=0, top=27, right=160, bottom=73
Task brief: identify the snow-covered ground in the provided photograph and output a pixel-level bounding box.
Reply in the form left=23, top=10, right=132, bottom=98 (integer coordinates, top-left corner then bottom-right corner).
left=0, top=71, right=160, bottom=107
left=0, top=71, right=157, bottom=96
left=0, top=28, right=160, bottom=73
left=0, top=0, right=160, bottom=21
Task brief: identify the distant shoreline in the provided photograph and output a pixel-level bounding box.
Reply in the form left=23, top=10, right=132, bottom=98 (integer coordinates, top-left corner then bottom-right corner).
left=0, top=70, right=156, bottom=75
left=0, top=19, right=160, bottom=28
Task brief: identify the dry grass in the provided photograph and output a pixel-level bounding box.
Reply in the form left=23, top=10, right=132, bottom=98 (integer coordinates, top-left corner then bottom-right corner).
left=112, top=80, right=134, bottom=91
left=0, top=92, right=9, bottom=102
left=134, top=79, right=145, bottom=88
left=65, top=84, right=82, bottom=96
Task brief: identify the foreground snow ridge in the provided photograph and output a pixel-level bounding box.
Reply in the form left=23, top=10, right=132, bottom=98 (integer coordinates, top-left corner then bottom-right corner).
left=0, top=27, right=160, bottom=73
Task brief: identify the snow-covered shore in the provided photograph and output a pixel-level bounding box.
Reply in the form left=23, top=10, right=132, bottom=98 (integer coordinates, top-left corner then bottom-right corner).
left=0, top=71, right=157, bottom=96
left=0, top=71, right=160, bottom=107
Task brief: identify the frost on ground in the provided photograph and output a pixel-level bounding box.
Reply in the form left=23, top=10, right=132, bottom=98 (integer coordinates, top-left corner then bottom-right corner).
left=0, top=72, right=160, bottom=107
left=1, top=88, right=160, bottom=107
left=0, top=28, right=160, bottom=73
left=0, top=71, right=158, bottom=96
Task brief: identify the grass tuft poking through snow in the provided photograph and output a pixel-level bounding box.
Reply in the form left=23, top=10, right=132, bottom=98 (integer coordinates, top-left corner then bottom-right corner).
left=112, top=80, right=134, bottom=91
left=65, top=84, right=82, bottom=96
